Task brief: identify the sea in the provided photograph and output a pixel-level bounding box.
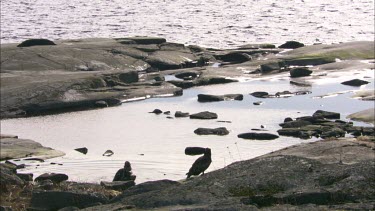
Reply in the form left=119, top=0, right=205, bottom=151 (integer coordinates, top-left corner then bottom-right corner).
left=0, top=0, right=374, bottom=183
left=1, top=0, right=374, bottom=48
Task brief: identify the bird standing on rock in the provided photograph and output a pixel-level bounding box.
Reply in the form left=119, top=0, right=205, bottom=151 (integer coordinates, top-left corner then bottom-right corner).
left=186, top=148, right=212, bottom=178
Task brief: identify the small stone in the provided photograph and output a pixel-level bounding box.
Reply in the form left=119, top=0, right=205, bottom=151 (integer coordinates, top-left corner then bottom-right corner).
left=253, top=101, right=264, bottom=105
left=102, top=150, right=114, bottom=156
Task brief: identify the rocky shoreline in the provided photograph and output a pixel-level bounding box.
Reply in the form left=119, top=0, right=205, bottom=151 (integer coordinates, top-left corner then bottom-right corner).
left=1, top=138, right=374, bottom=210
left=1, top=37, right=374, bottom=119
left=1, top=37, right=375, bottom=210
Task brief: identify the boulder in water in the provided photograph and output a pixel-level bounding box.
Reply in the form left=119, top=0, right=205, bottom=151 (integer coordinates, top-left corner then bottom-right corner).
left=341, top=79, right=369, bottom=86
left=74, top=147, right=88, bottom=155
left=190, top=111, right=218, bottom=119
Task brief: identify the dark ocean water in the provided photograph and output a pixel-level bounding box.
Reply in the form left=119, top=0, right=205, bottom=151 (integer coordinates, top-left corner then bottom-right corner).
left=1, top=0, right=374, bottom=48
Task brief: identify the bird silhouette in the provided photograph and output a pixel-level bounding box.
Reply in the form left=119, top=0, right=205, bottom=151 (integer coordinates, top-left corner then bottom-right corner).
left=186, top=148, right=212, bottom=178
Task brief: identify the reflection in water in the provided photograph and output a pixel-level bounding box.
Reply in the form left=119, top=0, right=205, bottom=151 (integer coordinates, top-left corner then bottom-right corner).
left=1, top=71, right=374, bottom=183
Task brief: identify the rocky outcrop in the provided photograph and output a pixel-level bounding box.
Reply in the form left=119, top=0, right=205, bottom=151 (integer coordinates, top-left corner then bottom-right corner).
left=83, top=139, right=375, bottom=211
left=194, top=127, right=229, bottom=136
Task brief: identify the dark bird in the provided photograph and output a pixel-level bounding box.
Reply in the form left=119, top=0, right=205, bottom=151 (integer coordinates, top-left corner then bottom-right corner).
left=186, top=148, right=212, bottom=178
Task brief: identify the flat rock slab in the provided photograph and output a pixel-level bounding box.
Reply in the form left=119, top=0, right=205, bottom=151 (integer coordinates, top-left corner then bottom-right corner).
left=0, top=138, right=65, bottom=160
left=347, top=108, right=375, bottom=125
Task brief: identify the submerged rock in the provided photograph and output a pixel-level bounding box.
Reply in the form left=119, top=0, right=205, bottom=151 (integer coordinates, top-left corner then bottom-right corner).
left=194, top=127, right=229, bottom=136
left=190, top=111, right=218, bottom=119
left=237, top=132, right=279, bottom=140
left=341, top=79, right=370, bottom=86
